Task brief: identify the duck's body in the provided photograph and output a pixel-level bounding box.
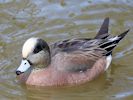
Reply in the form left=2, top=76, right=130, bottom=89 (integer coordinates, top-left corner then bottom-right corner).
left=16, top=18, right=129, bottom=86
left=21, top=57, right=106, bottom=86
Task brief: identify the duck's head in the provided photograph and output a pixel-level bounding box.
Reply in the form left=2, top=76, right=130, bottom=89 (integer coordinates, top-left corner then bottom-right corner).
left=16, top=37, right=51, bottom=76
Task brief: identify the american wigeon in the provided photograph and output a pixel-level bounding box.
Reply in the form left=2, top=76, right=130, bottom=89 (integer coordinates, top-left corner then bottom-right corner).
left=16, top=18, right=129, bottom=86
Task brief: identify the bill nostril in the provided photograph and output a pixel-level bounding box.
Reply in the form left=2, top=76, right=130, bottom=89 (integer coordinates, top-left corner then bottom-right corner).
left=16, top=71, right=22, bottom=75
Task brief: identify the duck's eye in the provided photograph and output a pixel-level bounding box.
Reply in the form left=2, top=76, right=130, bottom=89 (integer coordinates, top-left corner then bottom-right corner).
left=24, top=62, right=26, bottom=65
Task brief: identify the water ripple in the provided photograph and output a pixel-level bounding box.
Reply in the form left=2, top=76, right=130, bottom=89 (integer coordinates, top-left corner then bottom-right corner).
left=114, top=91, right=133, bottom=99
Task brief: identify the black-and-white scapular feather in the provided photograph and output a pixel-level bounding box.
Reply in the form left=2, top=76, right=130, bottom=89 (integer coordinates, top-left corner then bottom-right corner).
left=99, top=29, right=130, bottom=56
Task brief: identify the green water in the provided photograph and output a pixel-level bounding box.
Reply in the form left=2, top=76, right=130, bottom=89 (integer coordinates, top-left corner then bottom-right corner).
left=0, top=0, right=133, bottom=100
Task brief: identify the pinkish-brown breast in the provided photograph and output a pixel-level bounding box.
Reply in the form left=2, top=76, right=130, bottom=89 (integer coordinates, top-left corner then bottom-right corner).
left=19, top=57, right=106, bottom=86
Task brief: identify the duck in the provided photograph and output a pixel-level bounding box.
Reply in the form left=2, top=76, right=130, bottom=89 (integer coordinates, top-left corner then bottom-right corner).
left=16, top=18, right=129, bottom=86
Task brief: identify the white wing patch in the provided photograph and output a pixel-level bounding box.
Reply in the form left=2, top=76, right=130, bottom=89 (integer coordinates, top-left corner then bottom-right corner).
left=105, top=55, right=112, bottom=71
left=22, top=37, right=38, bottom=58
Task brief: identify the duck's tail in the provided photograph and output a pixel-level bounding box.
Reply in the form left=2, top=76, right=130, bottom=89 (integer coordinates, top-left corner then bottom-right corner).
left=95, top=17, right=109, bottom=39
left=100, top=29, right=130, bottom=56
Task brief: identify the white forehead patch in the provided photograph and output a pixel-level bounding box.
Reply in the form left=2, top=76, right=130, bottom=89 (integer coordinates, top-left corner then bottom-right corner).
left=22, top=37, right=38, bottom=58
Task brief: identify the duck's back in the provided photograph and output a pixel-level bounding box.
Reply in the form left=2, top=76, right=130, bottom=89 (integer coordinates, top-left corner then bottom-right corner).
left=50, top=38, right=106, bottom=72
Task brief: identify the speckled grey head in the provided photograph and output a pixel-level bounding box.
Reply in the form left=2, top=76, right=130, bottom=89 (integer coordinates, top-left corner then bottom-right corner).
left=16, top=37, right=51, bottom=75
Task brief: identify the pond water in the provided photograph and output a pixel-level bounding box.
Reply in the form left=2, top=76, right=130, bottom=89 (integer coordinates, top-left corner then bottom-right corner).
left=0, top=0, right=133, bottom=100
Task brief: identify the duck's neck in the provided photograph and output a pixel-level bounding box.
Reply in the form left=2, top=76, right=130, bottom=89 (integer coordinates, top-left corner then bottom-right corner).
left=32, top=65, right=45, bottom=72
left=43, top=49, right=51, bottom=67
left=32, top=52, right=51, bottom=72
